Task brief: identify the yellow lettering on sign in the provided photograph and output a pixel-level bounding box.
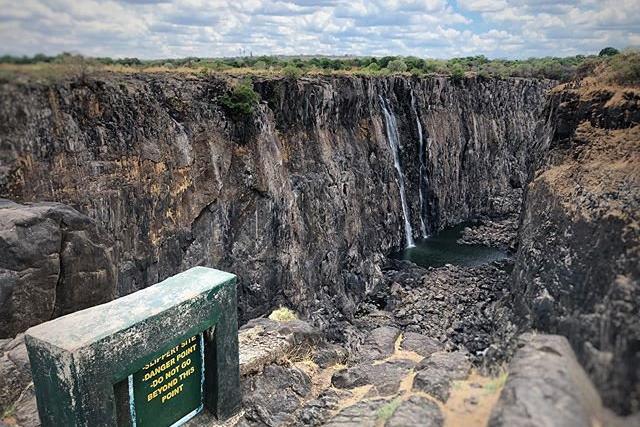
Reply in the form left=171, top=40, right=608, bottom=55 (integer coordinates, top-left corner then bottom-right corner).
left=176, top=343, right=197, bottom=362
left=140, top=335, right=201, bottom=406
left=146, top=377, right=179, bottom=402
left=180, top=336, right=196, bottom=348
left=161, top=384, right=185, bottom=403
left=142, top=345, right=180, bottom=370
left=143, top=357, right=176, bottom=382
left=178, top=366, right=195, bottom=381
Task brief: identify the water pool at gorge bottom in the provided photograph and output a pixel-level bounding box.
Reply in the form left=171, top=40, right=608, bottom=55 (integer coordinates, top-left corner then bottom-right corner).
left=392, top=223, right=508, bottom=268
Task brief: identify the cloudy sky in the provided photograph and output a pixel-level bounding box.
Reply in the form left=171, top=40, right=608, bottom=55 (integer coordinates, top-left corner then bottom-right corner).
left=1, top=0, right=638, bottom=59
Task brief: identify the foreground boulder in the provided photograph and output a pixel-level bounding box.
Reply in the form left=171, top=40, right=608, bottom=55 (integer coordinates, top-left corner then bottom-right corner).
left=0, top=199, right=116, bottom=337
left=489, top=333, right=603, bottom=427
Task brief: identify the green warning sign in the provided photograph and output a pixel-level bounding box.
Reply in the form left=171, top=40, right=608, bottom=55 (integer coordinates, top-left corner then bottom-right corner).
left=129, top=333, right=204, bottom=427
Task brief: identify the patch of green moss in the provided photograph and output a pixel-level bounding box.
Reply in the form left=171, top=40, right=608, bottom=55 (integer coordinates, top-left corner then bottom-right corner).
left=376, top=397, right=403, bottom=423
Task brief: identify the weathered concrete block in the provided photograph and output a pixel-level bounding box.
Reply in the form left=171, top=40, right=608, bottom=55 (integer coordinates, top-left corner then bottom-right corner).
left=25, top=267, right=241, bottom=427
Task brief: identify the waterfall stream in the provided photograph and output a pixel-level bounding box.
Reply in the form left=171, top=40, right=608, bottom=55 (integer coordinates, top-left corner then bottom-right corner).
left=410, top=89, right=428, bottom=238
left=379, top=96, right=415, bottom=248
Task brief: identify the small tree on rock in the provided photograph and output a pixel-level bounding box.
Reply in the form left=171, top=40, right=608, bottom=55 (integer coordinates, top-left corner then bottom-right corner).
left=219, top=79, right=260, bottom=117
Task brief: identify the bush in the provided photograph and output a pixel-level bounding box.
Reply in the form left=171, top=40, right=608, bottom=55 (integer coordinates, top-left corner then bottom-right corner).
left=450, top=64, right=465, bottom=81
left=219, top=79, right=260, bottom=117
left=386, top=59, right=408, bottom=73
left=282, top=65, right=302, bottom=79
left=606, top=49, right=640, bottom=85
left=599, top=47, right=620, bottom=57
left=366, top=62, right=381, bottom=72
left=574, top=57, right=602, bottom=80
left=253, top=60, right=267, bottom=70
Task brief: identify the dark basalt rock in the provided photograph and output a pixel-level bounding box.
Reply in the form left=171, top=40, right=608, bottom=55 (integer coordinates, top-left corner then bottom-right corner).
left=0, top=199, right=116, bottom=337
left=416, top=350, right=472, bottom=379
left=355, top=326, right=401, bottom=362
left=332, top=359, right=416, bottom=396
left=457, top=217, right=519, bottom=252
left=0, top=74, right=553, bottom=324
left=11, top=384, right=37, bottom=427
left=413, top=368, right=455, bottom=402
left=0, top=335, right=31, bottom=415
left=357, top=260, right=518, bottom=368
left=323, top=398, right=388, bottom=427
left=399, top=332, right=443, bottom=357
left=412, top=351, right=472, bottom=402
left=512, top=84, right=640, bottom=415
left=386, top=396, right=443, bottom=427
left=240, top=364, right=312, bottom=426
left=293, top=389, right=344, bottom=426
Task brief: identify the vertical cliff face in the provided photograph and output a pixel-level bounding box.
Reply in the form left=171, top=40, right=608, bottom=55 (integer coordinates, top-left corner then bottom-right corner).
left=0, top=73, right=552, bottom=323
left=512, top=82, right=640, bottom=414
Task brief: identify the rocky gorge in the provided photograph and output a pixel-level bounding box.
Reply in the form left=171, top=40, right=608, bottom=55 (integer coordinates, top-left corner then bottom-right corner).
left=0, top=74, right=550, bottom=322
left=0, top=70, right=638, bottom=425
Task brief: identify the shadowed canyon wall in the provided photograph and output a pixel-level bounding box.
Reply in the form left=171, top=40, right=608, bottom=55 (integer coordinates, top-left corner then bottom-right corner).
left=512, top=82, right=640, bottom=414
left=0, top=74, right=552, bottom=324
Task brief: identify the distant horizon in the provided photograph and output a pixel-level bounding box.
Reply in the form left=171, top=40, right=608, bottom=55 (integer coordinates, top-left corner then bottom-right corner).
left=1, top=1, right=638, bottom=60
left=2, top=49, right=632, bottom=62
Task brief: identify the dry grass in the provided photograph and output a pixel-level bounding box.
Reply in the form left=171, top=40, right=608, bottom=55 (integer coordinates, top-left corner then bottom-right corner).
left=442, top=371, right=507, bottom=427
left=268, top=306, right=298, bottom=322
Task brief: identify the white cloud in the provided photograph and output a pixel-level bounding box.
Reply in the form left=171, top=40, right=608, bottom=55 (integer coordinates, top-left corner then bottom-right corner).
left=0, top=0, right=637, bottom=58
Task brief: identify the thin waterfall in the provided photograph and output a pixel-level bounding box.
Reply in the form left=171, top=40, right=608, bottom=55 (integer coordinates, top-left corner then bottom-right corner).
left=379, top=96, right=415, bottom=248
left=410, top=89, right=428, bottom=238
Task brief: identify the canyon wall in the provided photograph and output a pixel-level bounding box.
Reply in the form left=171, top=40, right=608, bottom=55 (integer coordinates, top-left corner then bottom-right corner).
left=512, top=82, right=640, bottom=414
left=0, top=73, right=552, bottom=326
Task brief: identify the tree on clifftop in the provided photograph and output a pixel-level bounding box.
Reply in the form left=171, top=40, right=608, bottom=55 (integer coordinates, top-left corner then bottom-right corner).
left=599, top=47, right=619, bottom=57
left=386, top=59, right=408, bottom=73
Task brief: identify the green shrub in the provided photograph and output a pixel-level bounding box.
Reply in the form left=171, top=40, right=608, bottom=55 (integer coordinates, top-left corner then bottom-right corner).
left=386, top=59, right=408, bottom=73
left=282, top=65, right=302, bottom=79
left=366, top=62, right=381, bottom=72
left=574, top=57, right=602, bottom=80
left=450, top=64, right=465, bottom=81
left=219, top=79, right=260, bottom=117
left=253, top=60, right=267, bottom=70
left=376, top=397, right=402, bottom=423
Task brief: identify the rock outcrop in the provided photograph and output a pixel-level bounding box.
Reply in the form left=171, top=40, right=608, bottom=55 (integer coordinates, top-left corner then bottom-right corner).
left=0, top=199, right=116, bottom=337
left=512, top=82, right=640, bottom=414
left=489, top=333, right=604, bottom=427
left=0, top=73, right=552, bottom=323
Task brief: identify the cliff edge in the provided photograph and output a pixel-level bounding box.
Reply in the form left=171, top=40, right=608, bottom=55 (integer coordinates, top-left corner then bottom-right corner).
left=513, top=78, right=640, bottom=414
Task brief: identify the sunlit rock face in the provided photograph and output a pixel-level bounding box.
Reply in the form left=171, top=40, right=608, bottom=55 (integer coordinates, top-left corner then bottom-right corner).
left=0, top=74, right=552, bottom=322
